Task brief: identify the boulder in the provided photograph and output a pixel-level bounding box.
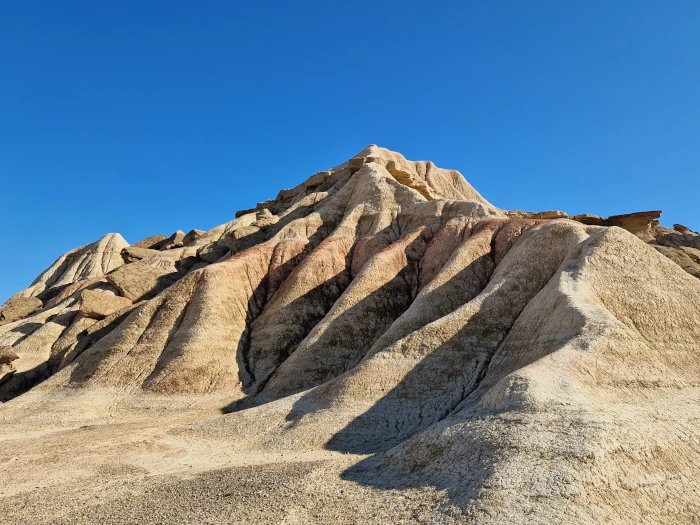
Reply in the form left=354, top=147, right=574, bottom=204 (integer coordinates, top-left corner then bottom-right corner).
left=674, top=224, right=695, bottom=234
left=606, top=210, right=662, bottom=233
left=182, top=229, right=205, bottom=246
left=654, top=245, right=700, bottom=278
left=276, top=188, right=299, bottom=202
left=655, top=224, right=700, bottom=250
left=532, top=210, right=568, bottom=219
left=121, top=246, right=160, bottom=263
left=79, top=289, right=133, bottom=319
left=132, top=234, right=168, bottom=249
left=348, top=156, right=368, bottom=171
left=0, top=296, right=43, bottom=324
left=106, top=262, right=180, bottom=301
left=253, top=209, right=279, bottom=228
left=235, top=208, right=257, bottom=219
left=254, top=201, right=276, bottom=213
left=42, top=277, right=105, bottom=309
left=304, top=171, right=329, bottom=189
left=159, top=230, right=186, bottom=250
left=572, top=214, right=607, bottom=226
left=198, top=242, right=230, bottom=263
left=222, top=225, right=268, bottom=253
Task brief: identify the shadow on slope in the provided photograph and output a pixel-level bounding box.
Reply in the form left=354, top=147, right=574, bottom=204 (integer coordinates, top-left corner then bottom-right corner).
left=331, top=235, right=614, bottom=517
left=223, top=229, right=432, bottom=412
left=336, top=283, right=590, bottom=505
left=274, top=225, right=601, bottom=508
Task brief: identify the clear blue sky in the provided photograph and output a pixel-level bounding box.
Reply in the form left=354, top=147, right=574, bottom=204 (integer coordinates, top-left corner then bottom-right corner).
left=2, top=1, right=699, bottom=302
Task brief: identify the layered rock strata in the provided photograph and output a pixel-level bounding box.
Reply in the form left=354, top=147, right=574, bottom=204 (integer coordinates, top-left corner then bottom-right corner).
left=1, top=145, right=698, bottom=523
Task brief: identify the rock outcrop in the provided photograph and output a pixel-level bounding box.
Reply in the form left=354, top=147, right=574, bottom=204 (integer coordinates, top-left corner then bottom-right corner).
left=106, top=262, right=180, bottom=301
left=508, top=209, right=663, bottom=232
left=79, top=289, right=133, bottom=319
left=0, top=145, right=698, bottom=524
left=182, top=229, right=205, bottom=246
left=131, top=234, right=168, bottom=249
left=120, top=246, right=160, bottom=263
left=160, top=230, right=186, bottom=250
left=0, top=297, right=43, bottom=325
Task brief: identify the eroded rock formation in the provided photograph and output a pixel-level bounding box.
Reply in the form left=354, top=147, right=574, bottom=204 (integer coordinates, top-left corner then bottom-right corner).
left=1, top=145, right=698, bottom=523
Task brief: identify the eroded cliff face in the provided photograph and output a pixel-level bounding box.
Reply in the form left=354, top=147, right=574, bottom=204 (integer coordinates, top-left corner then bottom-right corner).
left=1, top=146, right=699, bottom=524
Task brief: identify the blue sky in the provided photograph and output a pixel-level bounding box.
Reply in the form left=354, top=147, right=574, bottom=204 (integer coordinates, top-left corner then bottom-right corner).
left=1, top=1, right=699, bottom=302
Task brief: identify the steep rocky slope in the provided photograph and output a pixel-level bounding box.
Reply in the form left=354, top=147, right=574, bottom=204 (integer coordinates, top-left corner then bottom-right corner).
left=1, top=145, right=698, bottom=524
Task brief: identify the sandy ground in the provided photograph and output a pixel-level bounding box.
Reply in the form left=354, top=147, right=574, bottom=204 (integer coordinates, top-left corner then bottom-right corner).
left=0, top=408, right=461, bottom=524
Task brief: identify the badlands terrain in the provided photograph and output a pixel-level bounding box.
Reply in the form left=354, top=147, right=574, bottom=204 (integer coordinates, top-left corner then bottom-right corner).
left=1, top=146, right=699, bottom=524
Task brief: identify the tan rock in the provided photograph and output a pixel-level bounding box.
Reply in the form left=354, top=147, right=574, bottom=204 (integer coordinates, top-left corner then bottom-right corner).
left=182, top=229, right=205, bottom=246
left=256, top=208, right=273, bottom=220
left=654, top=245, right=700, bottom=278
left=606, top=210, right=661, bottom=233
left=505, top=210, right=569, bottom=220
left=655, top=223, right=700, bottom=250
left=132, top=234, right=168, bottom=249
left=234, top=207, right=256, bottom=218
left=254, top=200, right=276, bottom=212
left=532, top=210, right=568, bottom=219
left=222, top=225, right=267, bottom=253
left=386, top=160, right=435, bottom=200
left=159, top=230, right=186, bottom=250
left=304, top=171, right=329, bottom=188
left=0, top=296, right=43, bottom=324
left=252, top=209, right=279, bottom=228
left=42, top=277, right=105, bottom=309
left=106, top=262, right=180, bottom=301
left=572, top=213, right=606, bottom=225
left=79, top=289, right=133, bottom=319
left=197, top=242, right=229, bottom=263
left=674, top=223, right=696, bottom=234
left=121, top=246, right=160, bottom=263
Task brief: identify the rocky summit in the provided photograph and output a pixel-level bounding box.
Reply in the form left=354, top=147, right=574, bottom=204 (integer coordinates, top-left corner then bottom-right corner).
left=1, top=146, right=699, bottom=524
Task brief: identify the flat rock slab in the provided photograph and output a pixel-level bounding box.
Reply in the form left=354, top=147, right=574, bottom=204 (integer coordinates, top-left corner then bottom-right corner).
left=79, top=289, right=133, bottom=319
left=606, top=210, right=662, bottom=233
left=0, top=297, right=43, bottom=324
left=106, top=262, right=180, bottom=301
left=132, top=234, right=168, bottom=249
left=121, top=246, right=160, bottom=263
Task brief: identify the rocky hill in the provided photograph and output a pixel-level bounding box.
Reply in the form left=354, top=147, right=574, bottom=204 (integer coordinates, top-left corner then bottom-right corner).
left=1, top=146, right=698, bottom=524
